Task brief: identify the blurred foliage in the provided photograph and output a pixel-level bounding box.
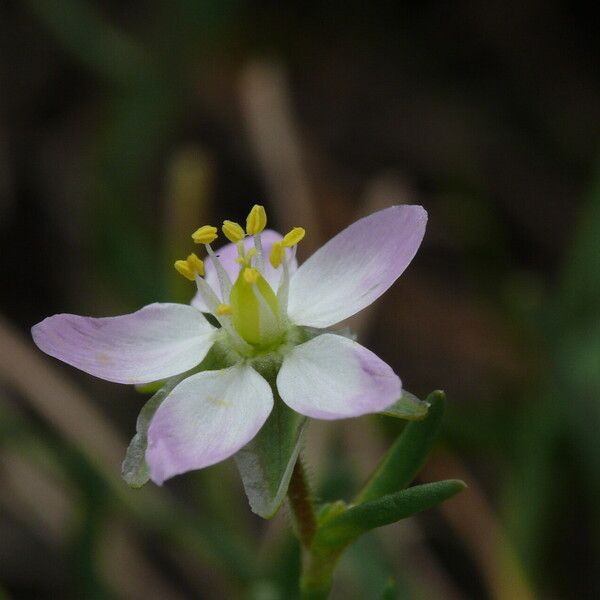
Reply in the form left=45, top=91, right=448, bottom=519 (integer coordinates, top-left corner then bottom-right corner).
left=1, top=0, right=599, bottom=598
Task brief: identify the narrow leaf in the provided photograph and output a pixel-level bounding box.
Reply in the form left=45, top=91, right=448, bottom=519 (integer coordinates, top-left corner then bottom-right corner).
left=380, top=390, right=430, bottom=420
left=316, top=480, right=466, bottom=550
left=355, top=391, right=445, bottom=504
left=235, top=395, right=307, bottom=518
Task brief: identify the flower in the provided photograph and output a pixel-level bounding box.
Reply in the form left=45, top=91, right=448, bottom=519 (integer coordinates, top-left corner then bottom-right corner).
left=32, top=204, right=427, bottom=484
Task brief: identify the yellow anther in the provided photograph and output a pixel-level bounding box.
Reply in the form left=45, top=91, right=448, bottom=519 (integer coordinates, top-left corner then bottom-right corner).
left=216, top=303, right=232, bottom=316
left=192, top=225, right=218, bottom=244
left=222, top=220, right=245, bottom=243
left=269, top=240, right=286, bottom=269
left=243, top=267, right=260, bottom=284
left=186, top=253, right=205, bottom=276
left=282, top=227, right=305, bottom=247
left=174, top=253, right=205, bottom=281
left=174, top=261, right=194, bottom=281
left=246, top=204, right=267, bottom=235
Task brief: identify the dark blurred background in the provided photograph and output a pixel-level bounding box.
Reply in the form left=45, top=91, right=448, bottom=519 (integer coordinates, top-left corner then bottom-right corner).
left=1, top=1, right=599, bottom=598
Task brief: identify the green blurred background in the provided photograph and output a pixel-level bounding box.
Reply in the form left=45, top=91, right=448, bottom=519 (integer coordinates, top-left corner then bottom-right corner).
left=1, top=1, right=599, bottom=598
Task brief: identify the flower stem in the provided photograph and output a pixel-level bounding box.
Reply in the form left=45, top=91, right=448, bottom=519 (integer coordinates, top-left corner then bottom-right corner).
left=288, top=460, right=338, bottom=599
left=287, top=459, right=316, bottom=548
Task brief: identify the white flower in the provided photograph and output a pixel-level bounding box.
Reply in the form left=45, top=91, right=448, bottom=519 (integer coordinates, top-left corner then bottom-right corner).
left=32, top=204, right=427, bottom=484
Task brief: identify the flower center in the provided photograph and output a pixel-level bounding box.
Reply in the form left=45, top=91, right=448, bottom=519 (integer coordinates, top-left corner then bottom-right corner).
left=174, top=204, right=305, bottom=354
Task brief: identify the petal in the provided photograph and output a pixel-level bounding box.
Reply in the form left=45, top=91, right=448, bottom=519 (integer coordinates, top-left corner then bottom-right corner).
left=192, top=229, right=298, bottom=309
left=287, top=205, right=427, bottom=328
left=277, top=333, right=401, bottom=419
left=146, top=364, right=273, bottom=484
left=31, top=303, right=217, bottom=385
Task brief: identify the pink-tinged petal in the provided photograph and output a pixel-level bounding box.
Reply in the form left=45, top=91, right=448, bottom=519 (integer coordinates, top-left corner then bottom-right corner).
left=146, top=364, right=273, bottom=484
left=31, top=303, right=217, bottom=385
left=287, top=205, right=427, bottom=328
left=192, top=229, right=297, bottom=309
left=277, top=333, right=401, bottom=419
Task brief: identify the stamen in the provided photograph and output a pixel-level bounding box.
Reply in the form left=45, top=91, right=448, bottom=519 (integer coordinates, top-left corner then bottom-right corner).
left=270, top=227, right=305, bottom=271
left=174, top=261, right=195, bottom=281
left=186, top=253, right=205, bottom=276
left=277, top=245, right=298, bottom=318
left=216, top=303, right=232, bottom=316
left=278, top=258, right=290, bottom=316
left=282, top=227, right=305, bottom=247
left=253, top=233, right=265, bottom=273
left=194, top=275, right=221, bottom=312
left=245, top=205, right=267, bottom=235
left=191, top=225, right=218, bottom=245
left=222, top=220, right=245, bottom=243
left=174, top=253, right=205, bottom=281
left=205, top=244, right=232, bottom=301
left=269, top=241, right=285, bottom=269
left=246, top=205, right=267, bottom=273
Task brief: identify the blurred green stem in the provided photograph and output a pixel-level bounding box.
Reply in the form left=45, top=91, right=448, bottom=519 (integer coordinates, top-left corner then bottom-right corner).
left=288, top=459, right=336, bottom=599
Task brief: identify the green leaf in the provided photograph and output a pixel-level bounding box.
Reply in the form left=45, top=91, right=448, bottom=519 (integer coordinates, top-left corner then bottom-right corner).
left=235, top=395, right=307, bottom=518
left=355, top=391, right=445, bottom=504
left=315, top=480, right=466, bottom=551
left=122, top=375, right=184, bottom=487
left=380, top=390, right=430, bottom=420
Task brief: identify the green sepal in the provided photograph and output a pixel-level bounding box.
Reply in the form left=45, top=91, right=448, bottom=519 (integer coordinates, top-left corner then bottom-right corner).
left=134, top=380, right=165, bottom=394
left=122, top=341, right=232, bottom=488
left=314, top=480, right=466, bottom=551
left=122, top=374, right=185, bottom=488
left=355, top=390, right=445, bottom=504
left=379, top=390, right=430, bottom=421
left=235, top=392, right=307, bottom=519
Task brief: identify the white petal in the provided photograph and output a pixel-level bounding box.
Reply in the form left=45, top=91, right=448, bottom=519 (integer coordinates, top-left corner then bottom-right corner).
left=146, top=364, right=273, bottom=484
left=192, top=230, right=298, bottom=310
left=277, top=333, right=401, bottom=419
left=287, top=205, right=427, bottom=327
left=31, top=303, right=217, bottom=384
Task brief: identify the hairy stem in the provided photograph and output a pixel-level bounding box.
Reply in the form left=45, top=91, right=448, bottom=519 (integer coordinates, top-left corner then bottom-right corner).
left=287, top=460, right=337, bottom=599
left=287, top=459, right=316, bottom=548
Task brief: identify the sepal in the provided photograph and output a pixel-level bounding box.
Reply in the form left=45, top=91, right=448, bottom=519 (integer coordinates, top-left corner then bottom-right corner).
left=235, top=394, right=307, bottom=518
left=379, top=390, right=430, bottom=421
left=122, top=342, right=233, bottom=488
left=122, top=375, right=185, bottom=487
